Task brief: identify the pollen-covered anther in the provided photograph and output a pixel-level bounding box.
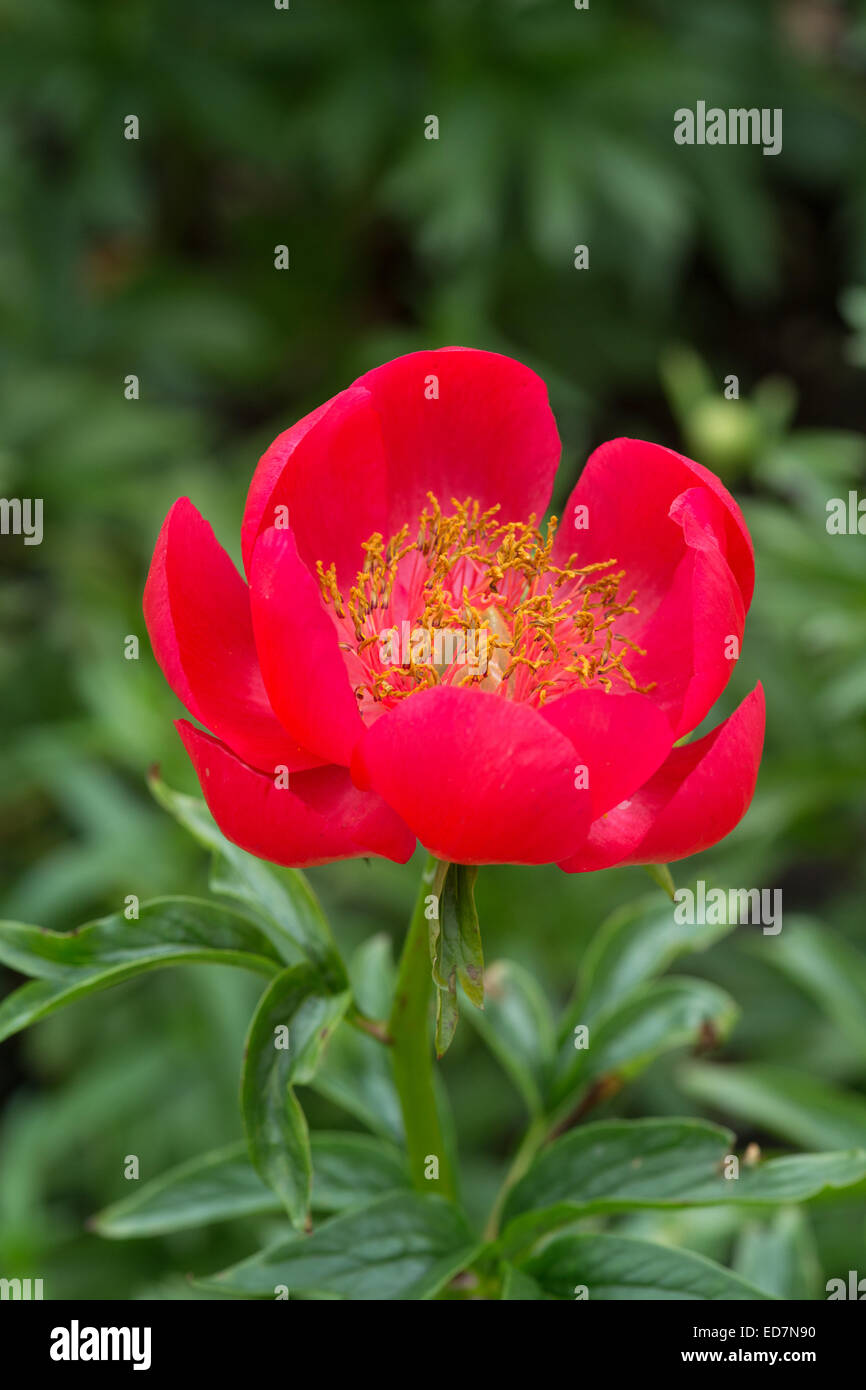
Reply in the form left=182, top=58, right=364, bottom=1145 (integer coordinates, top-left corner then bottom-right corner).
left=316, top=494, right=654, bottom=711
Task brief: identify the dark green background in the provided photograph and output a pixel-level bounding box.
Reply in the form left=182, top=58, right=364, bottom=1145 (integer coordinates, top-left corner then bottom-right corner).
left=1, top=0, right=865, bottom=1298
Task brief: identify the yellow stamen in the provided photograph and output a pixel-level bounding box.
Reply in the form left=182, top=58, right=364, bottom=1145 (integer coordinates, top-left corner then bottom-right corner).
left=315, top=494, right=654, bottom=708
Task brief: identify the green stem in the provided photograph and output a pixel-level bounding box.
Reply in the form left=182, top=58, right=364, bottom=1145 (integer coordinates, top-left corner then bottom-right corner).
left=389, top=854, right=457, bottom=1201
left=483, top=1113, right=548, bottom=1242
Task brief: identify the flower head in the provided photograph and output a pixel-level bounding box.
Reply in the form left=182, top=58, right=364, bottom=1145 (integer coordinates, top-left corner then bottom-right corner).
left=144, top=348, right=764, bottom=870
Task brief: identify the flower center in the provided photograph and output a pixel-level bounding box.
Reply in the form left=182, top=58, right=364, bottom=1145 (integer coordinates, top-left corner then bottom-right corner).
left=316, top=495, right=652, bottom=713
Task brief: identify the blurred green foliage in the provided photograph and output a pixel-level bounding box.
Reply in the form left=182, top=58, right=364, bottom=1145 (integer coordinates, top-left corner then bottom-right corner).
left=1, top=0, right=865, bottom=1298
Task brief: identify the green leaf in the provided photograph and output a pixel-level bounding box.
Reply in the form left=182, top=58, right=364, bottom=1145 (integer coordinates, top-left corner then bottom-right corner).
left=308, top=1020, right=404, bottom=1143
left=680, top=1062, right=866, bottom=1151
left=0, top=898, right=281, bottom=1042
left=307, top=1132, right=410, bottom=1212
left=732, top=1209, right=821, bottom=1301
left=348, top=932, right=395, bottom=1019
left=207, top=859, right=306, bottom=964
left=198, top=1193, right=479, bottom=1300
left=91, top=1133, right=410, bottom=1238
left=500, top=1264, right=549, bottom=1299
left=755, top=917, right=866, bottom=1058
left=552, top=977, right=738, bottom=1111
left=466, top=959, right=556, bottom=1117
left=523, top=1233, right=774, bottom=1301
left=429, top=863, right=484, bottom=1057
left=500, top=1118, right=866, bottom=1254
left=149, top=772, right=347, bottom=990
left=91, top=1143, right=276, bottom=1237
left=560, top=894, right=735, bottom=1041
left=241, top=966, right=350, bottom=1229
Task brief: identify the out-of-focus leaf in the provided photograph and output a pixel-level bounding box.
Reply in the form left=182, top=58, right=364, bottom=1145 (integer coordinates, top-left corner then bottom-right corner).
left=348, top=932, right=395, bottom=1020
left=552, top=977, right=738, bottom=1111
left=680, top=1063, right=866, bottom=1151
left=92, top=1132, right=410, bottom=1237
left=241, top=966, right=350, bottom=1230
left=308, top=1020, right=404, bottom=1144
left=732, top=1208, right=821, bottom=1301
left=92, top=1143, right=275, bottom=1237
left=149, top=772, right=346, bottom=990
left=755, top=918, right=866, bottom=1058
left=522, top=1232, right=774, bottom=1301
left=197, top=1193, right=479, bottom=1301
left=500, top=1264, right=549, bottom=1300
left=466, top=959, right=556, bottom=1117
left=559, top=895, right=735, bottom=1040
left=0, top=898, right=280, bottom=1042
left=500, top=1118, right=866, bottom=1254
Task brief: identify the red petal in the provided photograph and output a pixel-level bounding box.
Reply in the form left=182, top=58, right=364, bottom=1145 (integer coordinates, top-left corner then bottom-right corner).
left=241, top=387, right=389, bottom=589
left=143, top=500, right=320, bottom=773
left=354, top=347, right=561, bottom=529
left=351, top=686, right=591, bottom=865
left=177, top=721, right=415, bottom=868
left=249, top=527, right=364, bottom=766
left=241, top=349, right=561, bottom=590
left=559, top=684, right=765, bottom=872
left=555, top=437, right=754, bottom=612
left=558, top=439, right=751, bottom=736
left=625, top=488, right=747, bottom=736
left=541, top=689, right=674, bottom=818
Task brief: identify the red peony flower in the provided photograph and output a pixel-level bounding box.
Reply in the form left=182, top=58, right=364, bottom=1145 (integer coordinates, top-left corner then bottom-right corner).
left=144, top=348, right=764, bottom=871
